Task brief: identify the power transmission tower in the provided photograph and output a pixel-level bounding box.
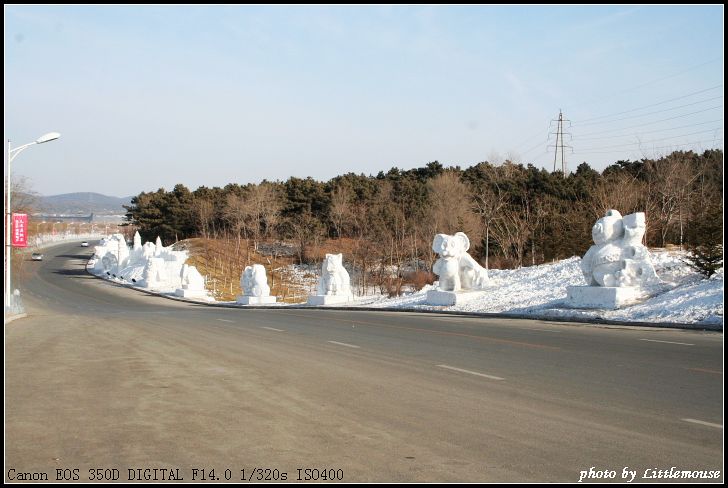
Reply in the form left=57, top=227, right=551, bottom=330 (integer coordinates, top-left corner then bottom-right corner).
left=548, top=110, right=572, bottom=177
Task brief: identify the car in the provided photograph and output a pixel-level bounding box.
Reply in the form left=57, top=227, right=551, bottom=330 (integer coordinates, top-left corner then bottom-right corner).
left=31, top=252, right=44, bottom=261
left=81, top=241, right=89, bottom=247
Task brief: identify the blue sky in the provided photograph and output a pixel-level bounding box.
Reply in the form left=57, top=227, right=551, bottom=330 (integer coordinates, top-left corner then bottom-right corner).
left=4, top=5, right=724, bottom=197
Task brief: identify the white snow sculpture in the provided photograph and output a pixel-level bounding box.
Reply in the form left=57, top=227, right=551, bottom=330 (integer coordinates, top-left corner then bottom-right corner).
left=175, top=263, right=208, bottom=298
left=308, top=253, right=353, bottom=305
left=428, top=232, right=490, bottom=306
left=89, top=232, right=196, bottom=293
left=617, top=212, right=660, bottom=287
left=116, top=239, right=129, bottom=272
left=93, top=234, right=127, bottom=274
left=154, top=236, right=163, bottom=256
left=100, top=252, right=118, bottom=274
left=142, top=257, right=165, bottom=289
left=567, top=209, right=660, bottom=309
left=237, top=264, right=276, bottom=304
left=432, top=232, right=489, bottom=291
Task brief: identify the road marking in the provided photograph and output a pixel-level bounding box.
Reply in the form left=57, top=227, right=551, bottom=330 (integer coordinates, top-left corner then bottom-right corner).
left=437, top=364, right=504, bottom=381
left=640, top=339, right=694, bottom=346
left=525, top=328, right=562, bottom=333
left=216, top=319, right=234, bottom=323
left=327, top=341, right=360, bottom=349
left=687, top=367, right=722, bottom=375
left=260, top=326, right=284, bottom=332
left=682, top=418, right=723, bottom=429
left=276, top=312, right=559, bottom=351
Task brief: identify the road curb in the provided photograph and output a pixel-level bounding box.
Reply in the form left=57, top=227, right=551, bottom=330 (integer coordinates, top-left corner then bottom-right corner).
left=84, top=260, right=723, bottom=332
left=4, top=313, right=28, bottom=325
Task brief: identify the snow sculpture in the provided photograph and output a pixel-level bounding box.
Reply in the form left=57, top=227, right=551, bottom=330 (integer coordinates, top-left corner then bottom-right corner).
left=175, top=264, right=208, bottom=298
left=237, top=264, right=276, bottom=304
left=92, top=234, right=127, bottom=274
left=308, top=253, right=353, bottom=305
left=428, top=232, right=489, bottom=305
left=116, top=239, right=130, bottom=272
left=567, top=209, right=660, bottom=309
left=133, top=231, right=142, bottom=251
left=154, top=236, right=163, bottom=256
left=432, top=232, right=489, bottom=291
left=142, top=257, right=165, bottom=289
left=617, top=212, right=660, bottom=287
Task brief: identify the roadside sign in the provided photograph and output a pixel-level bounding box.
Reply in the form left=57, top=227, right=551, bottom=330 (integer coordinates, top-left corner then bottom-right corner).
left=12, top=213, right=28, bottom=247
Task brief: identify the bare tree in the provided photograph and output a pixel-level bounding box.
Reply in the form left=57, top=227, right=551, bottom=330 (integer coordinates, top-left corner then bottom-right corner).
left=330, top=184, right=352, bottom=239
left=427, top=171, right=479, bottom=237
left=471, top=181, right=506, bottom=270
left=590, top=171, right=648, bottom=220
left=645, top=153, right=702, bottom=247
left=193, top=198, right=215, bottom=239
left=223, top=192, right=249, bottom=256
left=245, top=183, right=283, bottom=247
left=490, top=203, right=530, bottom=267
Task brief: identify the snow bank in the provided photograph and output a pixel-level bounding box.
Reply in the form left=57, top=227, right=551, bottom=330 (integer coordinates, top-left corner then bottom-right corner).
left=341, top=250, right=723, bottom=327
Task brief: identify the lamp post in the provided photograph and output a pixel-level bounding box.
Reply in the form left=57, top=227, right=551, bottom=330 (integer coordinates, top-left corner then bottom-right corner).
left=5, top=132, right=60, bottom=317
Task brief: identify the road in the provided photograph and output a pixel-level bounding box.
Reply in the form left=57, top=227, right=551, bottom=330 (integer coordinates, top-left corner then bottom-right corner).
left=5, top=241, right=723, bottom=482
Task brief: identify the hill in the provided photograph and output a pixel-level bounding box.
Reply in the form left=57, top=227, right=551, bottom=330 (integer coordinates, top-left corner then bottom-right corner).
left=36, top=192, right=133, bottom=215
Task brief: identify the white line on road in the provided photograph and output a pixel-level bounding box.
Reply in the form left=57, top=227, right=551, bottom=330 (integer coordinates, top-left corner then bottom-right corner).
left=260, top=326, right=285, bottom=332
left=437, top=364, right=504, bottom=381
left=682, top=418, right=723, bottom=429
left=216, top=319, right=234, bottom=323
left=327, top=341, right=360, bottom=349
left=524, top=328, right=562, bottom=333
left=640, top=339, right=694, bottom=346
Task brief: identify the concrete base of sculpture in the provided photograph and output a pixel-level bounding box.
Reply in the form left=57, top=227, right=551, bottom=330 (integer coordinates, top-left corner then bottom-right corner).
left=307, top=295, right=353, bottom=305
left=175, top=288, right=208, bottom=298
left=236, top=295, right=277, bottom=305
left=426, top=289, right=482, bottom=306
left=566, top=286, right=641, bottom=309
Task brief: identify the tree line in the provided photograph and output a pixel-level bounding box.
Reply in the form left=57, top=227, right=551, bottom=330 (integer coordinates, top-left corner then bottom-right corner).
left=123, top=149, right=723, bottom=280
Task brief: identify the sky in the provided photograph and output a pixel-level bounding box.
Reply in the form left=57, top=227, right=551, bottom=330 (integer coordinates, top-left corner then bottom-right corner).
left=4, top=5, right=724, bottom=197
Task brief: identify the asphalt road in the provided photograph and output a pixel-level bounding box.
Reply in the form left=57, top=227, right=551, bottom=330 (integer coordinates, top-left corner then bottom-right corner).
left=5, top=241, right=724, bottom=482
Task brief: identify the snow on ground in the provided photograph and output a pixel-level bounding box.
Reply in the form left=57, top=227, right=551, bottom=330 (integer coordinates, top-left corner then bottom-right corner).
left=87, top=242, right=722, bottom=327
left=341, top=250, right=723, bottom=327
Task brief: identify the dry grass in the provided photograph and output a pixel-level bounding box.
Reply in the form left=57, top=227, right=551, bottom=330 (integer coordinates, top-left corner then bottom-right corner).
left=180, top=237, right=316, bottom=303
left=181, top=236, right=438, bottom=301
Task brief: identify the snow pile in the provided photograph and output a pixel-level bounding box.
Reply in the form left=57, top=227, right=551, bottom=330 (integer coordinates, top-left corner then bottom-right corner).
left=343, top=250, right=723, bottom=326
left=85, top=235, right=721, bottom=326
left=87, top=233, right=211, bottom=299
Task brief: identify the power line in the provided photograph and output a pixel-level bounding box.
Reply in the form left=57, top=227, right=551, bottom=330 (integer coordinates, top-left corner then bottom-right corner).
left=574, top=85, right=723, bottom=124
left=571, top=119, right=724, bottom=142
left=565, top=56, right=722, bottom=113
left=520, top=136, right=550, bottom=157
left=572, top=105, right=723, bottom=138
left=575, top=128, right=724, bottom=152
left=572, top=138, right=723, bottom=155
left=572, top=95, right=723, bottom=127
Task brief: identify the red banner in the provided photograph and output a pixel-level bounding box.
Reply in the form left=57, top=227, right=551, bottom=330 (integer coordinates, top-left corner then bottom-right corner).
left=12, top=213, right=28, bottom=247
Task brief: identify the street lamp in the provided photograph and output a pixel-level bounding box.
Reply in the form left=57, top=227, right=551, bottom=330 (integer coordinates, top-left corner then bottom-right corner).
left=5, top=132, right=61, bottom=317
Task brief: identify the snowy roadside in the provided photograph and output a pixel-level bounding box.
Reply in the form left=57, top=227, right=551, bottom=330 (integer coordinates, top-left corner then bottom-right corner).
left=86, top=248, right=722, bottom=329
left=342, top=251, right=723, bottom=327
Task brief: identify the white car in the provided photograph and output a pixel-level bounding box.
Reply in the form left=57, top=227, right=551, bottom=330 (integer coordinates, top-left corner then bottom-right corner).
left=31, top=252, right=44, bottom=261
left=81, top=241, right=89, bottom=247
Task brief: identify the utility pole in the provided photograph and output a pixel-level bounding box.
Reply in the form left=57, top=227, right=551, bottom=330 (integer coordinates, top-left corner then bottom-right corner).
left=548, top=110, right=572, bottom=177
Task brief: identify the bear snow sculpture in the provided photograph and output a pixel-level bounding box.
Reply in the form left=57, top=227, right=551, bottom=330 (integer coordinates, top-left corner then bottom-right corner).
left=317, top=253, right=352, bottom=296
left=580, top=210, right=658, bottom=288
left=432, top=232, right=489, bottom=292
left=241, top=264, right=271, bottom=297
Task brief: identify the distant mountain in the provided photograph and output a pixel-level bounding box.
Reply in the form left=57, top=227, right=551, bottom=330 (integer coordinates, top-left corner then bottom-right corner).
left=36, top=192, right=134, bottom=215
